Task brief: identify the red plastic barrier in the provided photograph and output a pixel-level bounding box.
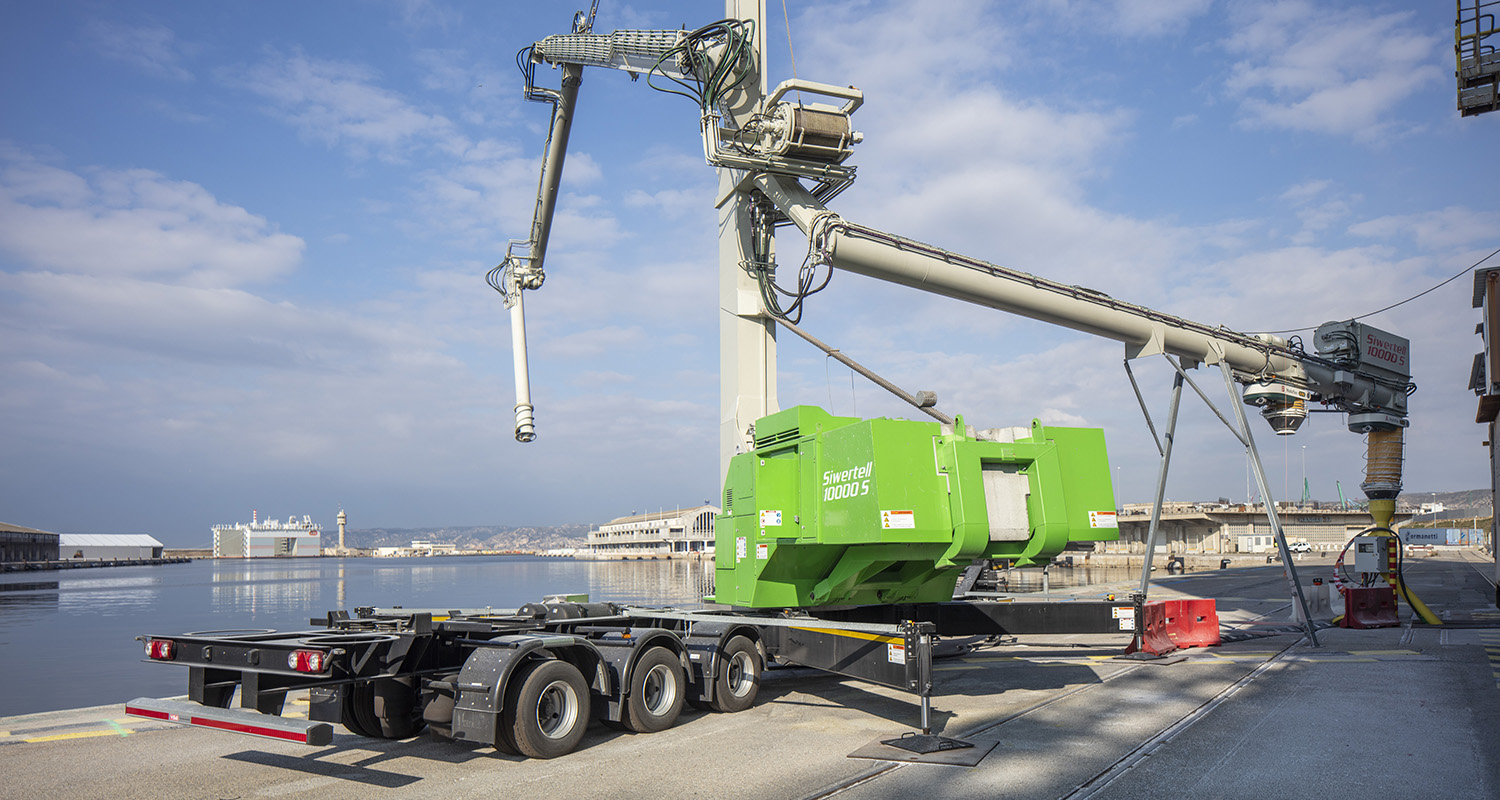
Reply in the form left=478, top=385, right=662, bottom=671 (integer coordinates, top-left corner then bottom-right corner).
left=1124, top=601, right=1178, bottom=656
left=1340, top=586, right=1399, bottom=628
left=1164, top=598, right=1221, bottom=648
left=1125, top=599, right=1222, bottom=656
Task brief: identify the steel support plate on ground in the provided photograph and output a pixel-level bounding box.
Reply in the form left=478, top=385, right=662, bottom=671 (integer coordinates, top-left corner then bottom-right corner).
left=849, top=734, right=997, bottom=766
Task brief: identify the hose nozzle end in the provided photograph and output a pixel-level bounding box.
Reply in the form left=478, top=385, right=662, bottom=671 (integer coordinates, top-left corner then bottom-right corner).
left=514, top=404, right=536, bottom=443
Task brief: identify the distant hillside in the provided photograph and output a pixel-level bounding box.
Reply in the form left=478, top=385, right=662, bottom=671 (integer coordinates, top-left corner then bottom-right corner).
left=1403, top=489, right=1492, bottom=518
left=344, top=524, right=590, bottom=552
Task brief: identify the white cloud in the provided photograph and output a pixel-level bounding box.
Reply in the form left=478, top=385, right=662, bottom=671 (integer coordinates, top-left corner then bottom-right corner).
left=1222, top=1, right=1444, bottom=141
left=623, top=187, right=710, bottom=219
left=82, top=19, right=195, bottom=81
left=796, top=1, right=1018, bottom=92
left=236, top=51, right=463, bottom=161
left=1348, top=207, right=1500, bottom=250
left=0, top=151, right=303, bottom=287
left=397, top=0, right=462, bottom=31
left=1278, top=179, right=1358, bottom=245
left=1103, top=0, right=1214, bottom=38
left=0, top=271, right=443, bottom=371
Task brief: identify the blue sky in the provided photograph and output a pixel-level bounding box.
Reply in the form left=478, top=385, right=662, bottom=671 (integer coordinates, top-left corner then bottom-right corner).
left=2, top=1, right=1495, bottom=546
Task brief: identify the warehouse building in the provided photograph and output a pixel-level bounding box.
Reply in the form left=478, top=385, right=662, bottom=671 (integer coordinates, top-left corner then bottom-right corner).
left=583, top=506, right=718, bottom=559
left=59, top=534, right=164, bottom=560
left=0, top=521, right=60, bottom=563
left=1098, top=503, right=1413, bottom=555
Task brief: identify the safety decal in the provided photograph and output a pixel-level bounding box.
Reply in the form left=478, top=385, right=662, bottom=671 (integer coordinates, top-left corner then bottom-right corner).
left=888, top=642, right=906, bottom=664
left=881, top=510, right=915, bottom=529
left=756, top=543, right=769, bottom=560
left=736, top=537, right=746, bottom=561
left=760, top=510, right=782, bottom=527
left=1090, top=510, right=1118, bottom=528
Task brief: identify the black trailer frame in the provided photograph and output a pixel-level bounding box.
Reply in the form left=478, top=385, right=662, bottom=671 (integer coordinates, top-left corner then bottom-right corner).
left=128, top=596, right=1135, bottom=758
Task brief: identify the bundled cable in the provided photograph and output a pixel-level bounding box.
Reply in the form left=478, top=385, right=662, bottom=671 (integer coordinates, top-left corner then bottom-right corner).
left=645, top=19, right=756, bottom=114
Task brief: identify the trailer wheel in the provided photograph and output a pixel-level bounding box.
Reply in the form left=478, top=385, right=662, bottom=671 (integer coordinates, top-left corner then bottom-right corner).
left=341, top=684, right=380, bottom=738
left=624, top=647, right=684, bottom=733
left=371, top=677, right=425, bottom=739
left=710, top=635, right=761, bottom=713
left=503, top=659, right=591, bottom=759
left=342, top=680, right=425, bottom=739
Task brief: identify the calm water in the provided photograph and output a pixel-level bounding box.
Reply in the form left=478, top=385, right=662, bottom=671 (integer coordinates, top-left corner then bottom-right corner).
left=0, top=556, right=714, bottom=718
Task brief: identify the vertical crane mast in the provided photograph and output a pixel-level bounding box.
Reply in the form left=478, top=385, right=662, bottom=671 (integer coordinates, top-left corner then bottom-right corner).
left=716, top=1, right=777, bottom=478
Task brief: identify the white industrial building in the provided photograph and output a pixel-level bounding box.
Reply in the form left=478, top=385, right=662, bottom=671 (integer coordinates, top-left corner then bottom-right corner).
left=59, top=534, right=164, bottom=559
left=212, top=513, right=322, bottom=558
left=583, top=506, right=718, bottom=560
left=1099, top=503, right=1413, bottom=555
left=374, top=540, right=461, bottom=557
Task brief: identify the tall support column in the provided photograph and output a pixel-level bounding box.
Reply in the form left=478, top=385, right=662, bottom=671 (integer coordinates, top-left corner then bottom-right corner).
left=1137, top=371, right=1185, bottom=597
left=1221, top=363, right=1319, bottom=646
left=718, top=0, right=774, bottom=479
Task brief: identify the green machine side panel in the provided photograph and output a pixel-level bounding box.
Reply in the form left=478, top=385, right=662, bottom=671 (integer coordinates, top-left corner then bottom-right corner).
left=710, top=406, right=1117, bottom=608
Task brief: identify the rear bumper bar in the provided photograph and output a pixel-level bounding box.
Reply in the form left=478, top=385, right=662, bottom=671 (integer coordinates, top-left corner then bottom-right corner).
left=125, top=697, right=333, bottom=746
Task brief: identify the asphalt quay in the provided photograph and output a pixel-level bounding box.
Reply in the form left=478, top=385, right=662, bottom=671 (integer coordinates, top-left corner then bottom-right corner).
left=1, top=552, right=1496, bottom=800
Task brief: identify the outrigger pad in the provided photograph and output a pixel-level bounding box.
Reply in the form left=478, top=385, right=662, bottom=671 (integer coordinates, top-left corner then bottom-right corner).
left=849, top=732, right=996, bottom=766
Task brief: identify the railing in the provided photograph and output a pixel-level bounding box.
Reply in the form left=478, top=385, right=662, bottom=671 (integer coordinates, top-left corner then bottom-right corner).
left=1457, top=0, right=1500, bottom=115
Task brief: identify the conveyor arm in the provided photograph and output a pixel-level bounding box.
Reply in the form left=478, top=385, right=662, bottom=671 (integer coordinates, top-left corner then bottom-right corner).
left=750, top=173, right=1410, bottom=428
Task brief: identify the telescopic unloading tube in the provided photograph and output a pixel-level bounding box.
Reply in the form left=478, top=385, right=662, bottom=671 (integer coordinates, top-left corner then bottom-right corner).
left=512, top=294, right=536, bottom=442
left=508, top=64, right=583, bottom=443
left=526, top=65, right=583, bottom=272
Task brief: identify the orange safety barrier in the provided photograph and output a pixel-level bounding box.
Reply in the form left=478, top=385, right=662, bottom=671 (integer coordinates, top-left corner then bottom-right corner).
left=1125, top=599, right=1222, bottom=657
left=1339, top=586, right=1399, bottom=628
left=1124, top=601, right=1177, bottom=656
left=1164, top=598, right=1221, bottom=648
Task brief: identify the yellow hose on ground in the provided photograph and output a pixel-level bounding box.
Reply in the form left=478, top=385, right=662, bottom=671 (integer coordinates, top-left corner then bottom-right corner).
left=1364, top=432, right=1441, bottom=626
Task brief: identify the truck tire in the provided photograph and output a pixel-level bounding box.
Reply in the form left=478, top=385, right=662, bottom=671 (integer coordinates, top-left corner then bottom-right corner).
left=341, top=683, right=380, bottom=738
left=710, top=635, right=761, bottom=713
left=371, top=677, right=425, bottom=739
left=624, top=647, right=684, bottom=733
left=503, top=659, right=591, bottom=759
left=342, top=679, right=425, bottom=739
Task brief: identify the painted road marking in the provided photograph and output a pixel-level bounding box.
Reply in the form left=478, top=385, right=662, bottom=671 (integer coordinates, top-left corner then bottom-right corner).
left=1482, top=631, right=1500, bottom=689
left=24, top=729, right=123, bottom=743
left=13, top=719, right=137, bottom=744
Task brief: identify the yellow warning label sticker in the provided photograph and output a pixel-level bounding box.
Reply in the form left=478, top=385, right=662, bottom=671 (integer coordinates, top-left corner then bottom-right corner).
left=881, top=510, right=915, bottom=529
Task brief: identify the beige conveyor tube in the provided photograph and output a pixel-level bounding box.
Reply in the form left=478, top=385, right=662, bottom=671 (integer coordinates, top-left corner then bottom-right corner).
left=752, top=173, right=1304, bottom=381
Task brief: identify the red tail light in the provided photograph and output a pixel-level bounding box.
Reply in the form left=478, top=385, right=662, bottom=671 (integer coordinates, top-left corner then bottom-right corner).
left=146, top=639, right=176, bottom=660
left=288, top=650, right=327, bottom=673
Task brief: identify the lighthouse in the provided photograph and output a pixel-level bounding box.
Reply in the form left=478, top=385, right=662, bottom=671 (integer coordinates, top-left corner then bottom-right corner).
left=337, top=508, right=347, bottom=553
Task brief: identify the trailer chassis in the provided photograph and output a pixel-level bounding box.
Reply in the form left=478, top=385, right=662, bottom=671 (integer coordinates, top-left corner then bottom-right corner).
left=128, top=596, right=1133, bottom=758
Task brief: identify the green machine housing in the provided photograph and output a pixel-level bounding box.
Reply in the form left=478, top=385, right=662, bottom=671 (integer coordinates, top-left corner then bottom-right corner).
left=709, top=406, right=1119, bottom=608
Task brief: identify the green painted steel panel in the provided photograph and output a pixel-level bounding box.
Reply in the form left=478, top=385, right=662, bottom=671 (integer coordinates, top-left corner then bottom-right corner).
left=710, top=406, right=1118, bottom=608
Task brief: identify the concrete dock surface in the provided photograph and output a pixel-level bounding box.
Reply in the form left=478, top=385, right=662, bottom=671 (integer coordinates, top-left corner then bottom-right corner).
left=2, top=551, right=1495, bottom=800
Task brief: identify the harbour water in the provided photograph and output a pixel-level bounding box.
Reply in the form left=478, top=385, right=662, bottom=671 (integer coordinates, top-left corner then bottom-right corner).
left=0, top=556, right=714, bottom=718
left=0, top=555, right=1138, bottom=718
